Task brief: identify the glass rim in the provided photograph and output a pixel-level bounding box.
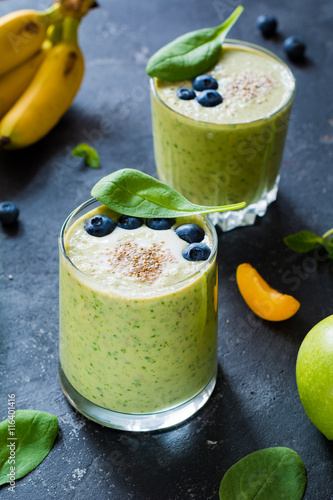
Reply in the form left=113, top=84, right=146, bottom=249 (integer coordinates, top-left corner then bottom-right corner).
left=59, top=198, right=218, bottom=292
left=150, top=38, right=296, bottom=127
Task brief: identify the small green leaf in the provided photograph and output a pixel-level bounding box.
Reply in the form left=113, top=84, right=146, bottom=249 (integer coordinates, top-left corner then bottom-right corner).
left=283, top=231, right=325, bottom=253
left=0, top=410, right=58, bottom=486
left=146, top=6, right=243, bottom=81
left=71, top=143, right=100, bottom=168
left=219, top=447, right=307, bottom=500
left=91, top=168, right=245, bottom=218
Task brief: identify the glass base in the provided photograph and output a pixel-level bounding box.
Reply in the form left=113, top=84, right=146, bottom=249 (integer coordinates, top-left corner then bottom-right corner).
left=58, top=362, right=217, bottom=432
left=209, top=179, right=279, bottom=232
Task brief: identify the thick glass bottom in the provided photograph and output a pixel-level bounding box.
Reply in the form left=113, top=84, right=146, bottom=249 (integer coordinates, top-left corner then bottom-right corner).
left=58, top=362, right=217, bottom=432
left=209, top=179, right=279, bottom=232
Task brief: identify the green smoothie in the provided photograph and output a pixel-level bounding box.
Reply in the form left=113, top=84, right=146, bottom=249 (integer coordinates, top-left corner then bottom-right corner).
left=150, top=40, right=295, bottom=227
left=59, top=201, right=218, bottom=417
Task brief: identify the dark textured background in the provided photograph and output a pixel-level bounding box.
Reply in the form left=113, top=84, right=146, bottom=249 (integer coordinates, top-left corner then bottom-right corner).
left=1, top=0, right=333, bottom=498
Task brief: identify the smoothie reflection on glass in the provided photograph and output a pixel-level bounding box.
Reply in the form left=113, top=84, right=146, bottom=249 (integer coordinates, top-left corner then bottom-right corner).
left=150, top=40, right=296, bottom=231
left=58, top=187, right=218, bottom=432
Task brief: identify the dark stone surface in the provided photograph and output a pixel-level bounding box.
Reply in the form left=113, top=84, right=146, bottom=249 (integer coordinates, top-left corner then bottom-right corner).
left=1, top=0, right=333, bottom=498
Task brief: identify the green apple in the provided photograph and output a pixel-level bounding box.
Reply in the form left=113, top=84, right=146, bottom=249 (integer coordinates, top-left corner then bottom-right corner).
left=296, top=315, right=333, bottom=439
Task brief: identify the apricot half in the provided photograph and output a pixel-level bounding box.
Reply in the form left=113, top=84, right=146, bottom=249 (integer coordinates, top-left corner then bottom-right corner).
left=236, top=263, right=300, bottom=321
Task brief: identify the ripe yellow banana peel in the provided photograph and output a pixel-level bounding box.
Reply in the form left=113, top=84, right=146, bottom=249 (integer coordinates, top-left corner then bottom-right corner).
left=0, top=17, right=84, bottom=150
left=0, top=0, right=98, bottom=150
left=0, top=4, right=62, bottom=75
left=0, top=44, right=50, bottom=120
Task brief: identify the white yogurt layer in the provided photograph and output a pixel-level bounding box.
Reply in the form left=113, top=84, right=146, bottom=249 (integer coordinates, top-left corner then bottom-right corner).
left=155, top=42, right=295, bottom=124
left=64, top=206, right=213, bottom=296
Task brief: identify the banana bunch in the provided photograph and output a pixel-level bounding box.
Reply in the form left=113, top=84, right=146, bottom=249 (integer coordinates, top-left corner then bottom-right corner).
left=0, top=1, right=95, bottom=150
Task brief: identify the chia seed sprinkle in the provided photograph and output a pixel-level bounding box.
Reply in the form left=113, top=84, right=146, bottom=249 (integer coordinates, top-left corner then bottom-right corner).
left=107, top=239, right=175, bottom=284
left=223, top=71, right=276, bottom=103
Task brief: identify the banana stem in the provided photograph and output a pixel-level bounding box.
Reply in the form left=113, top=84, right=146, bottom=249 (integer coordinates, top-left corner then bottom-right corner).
left=47, top=21, right=63, bottom=45
left=62, top=16, right=80, bottom=45
left=42, top=3, right=64, bottom=25
left=58, top=0, right=97, bottom=18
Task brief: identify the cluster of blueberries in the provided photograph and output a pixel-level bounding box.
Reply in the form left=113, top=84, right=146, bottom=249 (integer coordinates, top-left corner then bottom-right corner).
left=257, top=14, right=306, bottom=61
left=0, top=201, right=19, bottom=225
left=84, top=214, right=211, bottom=262
left=176, top=74, right=222, bottom=108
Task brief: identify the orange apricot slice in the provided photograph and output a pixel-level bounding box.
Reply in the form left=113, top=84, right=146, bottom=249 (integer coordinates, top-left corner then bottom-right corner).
left=236, top=263, right=300, bottom=321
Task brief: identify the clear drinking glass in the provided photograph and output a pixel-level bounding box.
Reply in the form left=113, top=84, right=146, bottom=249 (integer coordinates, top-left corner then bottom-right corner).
left=58, top=199, right=218, bottom=431
left=150, top=40, right=296, bottom=231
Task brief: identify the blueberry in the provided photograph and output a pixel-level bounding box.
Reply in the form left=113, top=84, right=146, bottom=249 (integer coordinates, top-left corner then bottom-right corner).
left=84, top=215, right=115, bottom=237
left=175, top=224, right=205, bottom=244
left=182, top=243, right=211, bottom=262
left=176, top=87, right=196, bottom=100
left=117, top=215, right=144, bottom=230
left=197, top=89, right=223, bottom=107
left=146, top=218, right=176, bottom=230
left=193, top=74, right=218, bottom=91
left=0, top=201, right=19, bottom=225
left=283, top=35, right=306, bottom=61
left=256, top=15, right=278, bottom=37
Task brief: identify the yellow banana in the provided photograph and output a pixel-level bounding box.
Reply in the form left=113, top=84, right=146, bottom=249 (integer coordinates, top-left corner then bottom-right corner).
left=0, top=42, right=50, bottom=119
left=0, top=18, right=84, bottom=150
left=0, top=4, right=62, bottom=75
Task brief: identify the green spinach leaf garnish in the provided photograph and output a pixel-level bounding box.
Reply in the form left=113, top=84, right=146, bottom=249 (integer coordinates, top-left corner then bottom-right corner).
left=91, top=168, right=245, bottom=218
left=0, top=410, right=59, bottom=486
left=219, top=447, right=307, bottom=500
left=146, top=6, right=243, bottom=81
left=71, top=143, right=100, bottom=168
left=284, top=228, right=333, bottom=258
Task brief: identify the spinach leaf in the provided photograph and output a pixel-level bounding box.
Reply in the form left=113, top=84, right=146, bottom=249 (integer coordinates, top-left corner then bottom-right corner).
left=71, top=143, right=100, bottom=168
left=146, top=6, right=243, bottom=81
left=284, top=229, right=333, bottom=258
left=284, top=230, right=325, bottom=253
left=0, top=410, right=59, bottom=486
left=91, top=168, right=245, bottom=218
left=219, top=447, right=306, bottom=500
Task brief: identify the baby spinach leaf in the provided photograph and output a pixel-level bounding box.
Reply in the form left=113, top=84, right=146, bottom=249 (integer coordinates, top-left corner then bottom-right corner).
left=71, top=143, right=100, bottom=168
left=283, top=231, right=326, bottom=253
left=0, top=410, right=59, bottom=486
left=284, top=228, right=333, bottom=258
left=219, top=447, right=306, bottom=500
left=91, top=168, right=245, bottom=218
left=146, top=6, right=243, bottom=81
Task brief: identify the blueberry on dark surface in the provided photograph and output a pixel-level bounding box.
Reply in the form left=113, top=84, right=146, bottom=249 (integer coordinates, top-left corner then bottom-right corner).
left=175, top=224, right=205, bottom=244
left=0, top=201, right=19, bottom=225
left=146, top=218, right=176, bottom=230
left=84, top=215, right=116, bottom=237
left=256, top=15, right=278, bottom=37
left=193, top=74, right=218, bottom=91
left=182, top=243, right=211, bottom=262
left=176, top=87, right=196, bottom=100
left=283, top=36, right=306, bottom=60
left=117, top=215, right=144, bottom=230
left=197, top=89, right=223, bottom=107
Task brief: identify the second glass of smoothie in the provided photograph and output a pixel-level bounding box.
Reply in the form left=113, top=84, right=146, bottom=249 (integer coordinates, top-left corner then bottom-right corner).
left=150, top=40, right=296, bottom=231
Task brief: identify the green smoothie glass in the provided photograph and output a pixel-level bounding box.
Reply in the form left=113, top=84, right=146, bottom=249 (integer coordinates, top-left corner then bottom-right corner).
left=150, top=40, right=296, bottom=231
left=58, top=199, right=218, bottom=431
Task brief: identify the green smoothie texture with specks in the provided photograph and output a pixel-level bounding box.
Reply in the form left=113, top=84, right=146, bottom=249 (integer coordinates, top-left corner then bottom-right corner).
left=151, top=41, right=295, bottom=207
left=59, top=205, right=217, bottom=414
